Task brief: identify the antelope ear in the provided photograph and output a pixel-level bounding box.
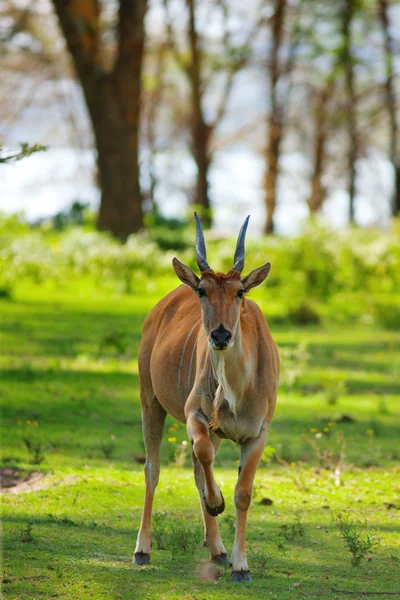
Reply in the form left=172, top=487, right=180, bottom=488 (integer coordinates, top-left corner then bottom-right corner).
left=242, top=262, right=271, bottom=292
left=172, top=257, right=200, bottom=290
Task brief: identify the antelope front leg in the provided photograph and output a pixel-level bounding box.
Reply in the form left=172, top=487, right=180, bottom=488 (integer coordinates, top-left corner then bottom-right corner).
left=187, top=411, right=225, bottom=516
left=231, top=428, right=267, bottom=582
left=192, top=436, right=228, bottom=562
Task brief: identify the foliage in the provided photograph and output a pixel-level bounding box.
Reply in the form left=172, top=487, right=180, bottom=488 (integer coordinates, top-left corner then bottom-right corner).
left=248, top=546, right=269, bottom=572
left=99, top=329, right=129, bottom=356
left=152, top=511, right=169, bottom=550
left=144, top=210, right=193, bottom=251
left=150, top=509, right=204, bottom=556
left=287, top=299, right=321, bottom=325
left=18, top=523, right=34, bottom=543
left=323, top=380, right=347, bottom=406
left=50, top=202, right=90, bottom=231
left=279, top=514, right=305, bottom=542
left=261, top=445, right=277, bottom=466
left=279, top=343, right=310, bottom=390
left=22, top=436, right=46, bottom=465
left=1, top=216, right=399, bottom=327
left=0, top=142, right=47, bottom=164
left=334, top=512, right=380, bottom=566
left=167, top=519, right=203, bottom=558
left=98, top=442, right=115, bottom=460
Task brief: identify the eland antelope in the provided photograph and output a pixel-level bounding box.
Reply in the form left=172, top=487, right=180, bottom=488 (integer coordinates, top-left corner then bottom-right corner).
left=134, top=213, right=279, bottom=582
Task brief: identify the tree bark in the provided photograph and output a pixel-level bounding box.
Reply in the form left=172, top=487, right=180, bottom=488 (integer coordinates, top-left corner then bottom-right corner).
left=264, top=0, right=287, bottom=235
left=308, top=92, right=328, bottom=214
left=92, top=77, right=143, bottom=239
left=341, top=0, right=357, bottom=225
left=52, top=0, right=147, bottom=240
left=187, top=0, right=211, bottom=223
left=265, top=116, right=282, bottom=233
left=143, top=42, right=167, bottom=212
left=308, top=81, right=334, bottom=214
left=164, top=0, right=259, bottom=227
left=378, top=0, right=400, bottom=216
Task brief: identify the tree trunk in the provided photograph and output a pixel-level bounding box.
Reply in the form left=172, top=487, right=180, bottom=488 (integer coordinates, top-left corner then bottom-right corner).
left=92, top=78, right=143, bottom=239
left=378, top=0, right=400, bottom=216
left=342, top=0, right=357, bottom=225
left=187, top=0, right=211, bottom=223
left=308, top=80, right=335, bottom=214
left=143, top=42, right=167, bottom=213
left=193, top=120, right=211, bottom=215
left=264, top=0, right=287, bottom=235
left=265, top=116, right=282, bottom=233
left=52, top=0, right=146, bottom=240
left=394, top=166, right=400, bottom=216
left=308, top=142, right=326, bottom=215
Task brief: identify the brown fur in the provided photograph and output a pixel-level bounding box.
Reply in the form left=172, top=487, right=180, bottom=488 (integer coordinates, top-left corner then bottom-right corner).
left=134, top=266, right=279, bottom=577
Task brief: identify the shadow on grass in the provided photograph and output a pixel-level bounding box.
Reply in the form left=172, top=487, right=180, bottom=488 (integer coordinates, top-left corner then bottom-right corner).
left=2, top=300, right=400, bottom=469
left=3, top=510, right=400, bottom=599
left=1, top=305, right=145, bottom=358
left=2, top=361, right=400, bottom=467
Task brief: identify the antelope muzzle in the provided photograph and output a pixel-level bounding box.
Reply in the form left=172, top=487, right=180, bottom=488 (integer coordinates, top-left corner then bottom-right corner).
left=210, top=324, right=232, bottom=351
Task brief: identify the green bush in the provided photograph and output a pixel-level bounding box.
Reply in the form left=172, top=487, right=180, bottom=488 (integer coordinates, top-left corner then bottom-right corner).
left=1, top=213, right=399, bottom=325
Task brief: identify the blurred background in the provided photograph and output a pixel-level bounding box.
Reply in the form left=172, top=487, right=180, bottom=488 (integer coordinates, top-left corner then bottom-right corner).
left=1, top=0, right=399, bottom=237
left=2, top=7, right=400, bottom=589
left=2, top=5, right=400, bottom=595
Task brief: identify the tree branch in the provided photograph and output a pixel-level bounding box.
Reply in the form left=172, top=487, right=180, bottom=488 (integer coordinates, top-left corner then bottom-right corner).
left=163, top=0, right=191, bottom=76
left=51, top=0, right=102, bottom=78
left=0, top=1, right=35, bottom=44
left=280, top=0, right=306, bottom=122
left=0, top=142, right=47, bottom=164
left=378, top=0, right=399, bottom=164
left=210, top=0, right=264, bottom=131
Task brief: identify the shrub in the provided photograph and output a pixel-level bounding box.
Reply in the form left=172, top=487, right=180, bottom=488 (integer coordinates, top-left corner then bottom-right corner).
left=152, top=511, right=168, bottom=550
left=334, top=512, right=379, bottom=566
left=167, top=519, right=203, bottom=558
left=22, top=436, right=46, bottom=465
left=1, top=214, right=399, bottom=324
left=19, top=523, right=34, bottom=543
left=287, top=299, right=321, bottom=325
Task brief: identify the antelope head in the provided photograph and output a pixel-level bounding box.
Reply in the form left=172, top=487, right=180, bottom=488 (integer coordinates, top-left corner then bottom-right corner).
left=173, top=213, right=271, bottom=353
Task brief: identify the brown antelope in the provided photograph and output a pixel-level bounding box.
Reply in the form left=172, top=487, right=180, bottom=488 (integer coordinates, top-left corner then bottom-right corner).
left=134, top=214, right=279, bottom=582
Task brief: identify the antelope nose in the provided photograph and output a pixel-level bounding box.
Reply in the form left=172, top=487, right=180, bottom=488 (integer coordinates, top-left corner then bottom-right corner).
left=210, top=325, right=232, bottom=349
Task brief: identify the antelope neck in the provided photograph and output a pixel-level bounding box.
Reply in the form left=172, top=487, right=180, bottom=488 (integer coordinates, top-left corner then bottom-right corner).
left=209, top=326, right=245, bottom=415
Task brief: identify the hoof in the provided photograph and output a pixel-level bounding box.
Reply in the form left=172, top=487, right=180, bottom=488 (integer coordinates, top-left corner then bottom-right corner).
left=212, top=553, right=229, bottom=565
left=232, top=570, right=252, bottom=583
left=134, top=552, right=150, bottom=565
left=203, top=490, right=225, bottom=517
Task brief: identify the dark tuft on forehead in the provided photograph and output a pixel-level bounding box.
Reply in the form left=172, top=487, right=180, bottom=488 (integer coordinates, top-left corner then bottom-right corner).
left=200, top=270, right=242, bottom=284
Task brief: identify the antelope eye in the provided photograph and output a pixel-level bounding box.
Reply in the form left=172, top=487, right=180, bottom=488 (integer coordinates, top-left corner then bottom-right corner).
left=237, top=289, right=245, bottom=298
left=196, top=287, right=207, bottom=298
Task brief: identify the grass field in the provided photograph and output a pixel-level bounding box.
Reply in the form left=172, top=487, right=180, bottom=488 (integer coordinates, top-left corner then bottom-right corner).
left=1, top=279, right=400, bottom=599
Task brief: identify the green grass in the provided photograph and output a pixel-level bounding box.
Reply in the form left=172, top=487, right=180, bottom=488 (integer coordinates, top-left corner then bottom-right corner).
left=1, top=280, right=400, bottom=599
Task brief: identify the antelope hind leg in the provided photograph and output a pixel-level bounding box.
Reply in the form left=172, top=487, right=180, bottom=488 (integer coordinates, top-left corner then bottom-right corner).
left=230, top=429, right=267, bottom=582
left=134, top=394, right=167, bottom=565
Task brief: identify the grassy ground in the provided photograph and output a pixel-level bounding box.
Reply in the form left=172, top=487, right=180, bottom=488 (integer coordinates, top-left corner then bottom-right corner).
left=1, top=280, right=400, bottom=599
